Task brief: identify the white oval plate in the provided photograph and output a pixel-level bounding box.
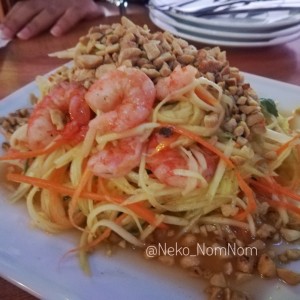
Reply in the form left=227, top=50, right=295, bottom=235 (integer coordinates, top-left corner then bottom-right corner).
left=150, top=8, right=300, bottom=41
left=150, top=11, right=300, bottom=47
left=164, top=7, right=300, bottom=32
left=1, top=70, right=300, bottom=300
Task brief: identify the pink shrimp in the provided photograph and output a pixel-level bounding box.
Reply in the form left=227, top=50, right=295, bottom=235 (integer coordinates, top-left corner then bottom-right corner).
left=27, top=82, right=91, bottom=150
left=146, top=129, right=218, bottom=188
left=87, top=136, right=144, bottom=178
left=85, top=67, right=156, bottom=134
left=85, top=67, right=156, bottom=178
left=155, top=65, right=198, bottom=101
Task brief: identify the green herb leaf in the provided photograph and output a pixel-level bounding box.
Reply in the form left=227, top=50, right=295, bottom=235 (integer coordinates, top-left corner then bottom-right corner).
left=260, top=98, right=279, bottom=117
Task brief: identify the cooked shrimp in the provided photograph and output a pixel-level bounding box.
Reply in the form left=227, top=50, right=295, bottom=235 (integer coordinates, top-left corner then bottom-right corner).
left=146, top=130, right=218, bottom=188
left=156, top=65, right=198, bottom=101
left=27, top=82, right=91, bottom=150
left=88, top=136, right=144, bottom=178
left=85, top=67, right=156, bottom=134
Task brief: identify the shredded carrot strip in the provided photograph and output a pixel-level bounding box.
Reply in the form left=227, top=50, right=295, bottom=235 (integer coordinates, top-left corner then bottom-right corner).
left=195, top=85, right=218, bottom=106
left=0, top=139, right=66, bottom=160
left=276, top=133, right=300, bottom=155
left=7, top=172, right=92, bottom=197
left=234, top=172, right=257, bottom=221
left=263, top=198, right=300, bottom=216
left=249, top=177, right=300, bottom=216
left=49, top=166, right=67, bottom=181
left=163, top=124, right=234, bottom=168
left=88, top=214, right=128, bottom=250
left=250, top=178, right=300, bottom=203
left=98, top=179, right=167, bottom=229
left=6, top=173, right=164, bottom=228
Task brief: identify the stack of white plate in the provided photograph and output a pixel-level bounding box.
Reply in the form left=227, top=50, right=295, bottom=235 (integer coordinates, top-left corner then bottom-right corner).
left=148, top=1, right=300, bottom=47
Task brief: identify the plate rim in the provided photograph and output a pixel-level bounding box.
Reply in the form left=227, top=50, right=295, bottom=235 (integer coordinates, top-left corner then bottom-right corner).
left=150, top=8, right=300, bottom=41
left=149, top=11, right=300, bottom=47
left=164, top=8, right=300, bottom=31
left=1, top=70, right=300, bottom=300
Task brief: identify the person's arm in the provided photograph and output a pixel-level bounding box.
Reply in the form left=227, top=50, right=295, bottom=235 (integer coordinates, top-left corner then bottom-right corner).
left=0, top=0, right=106, bottom=40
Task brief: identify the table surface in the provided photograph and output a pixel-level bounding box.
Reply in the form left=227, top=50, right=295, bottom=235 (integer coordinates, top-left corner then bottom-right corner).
left=0, top=4, right=300, bottom=299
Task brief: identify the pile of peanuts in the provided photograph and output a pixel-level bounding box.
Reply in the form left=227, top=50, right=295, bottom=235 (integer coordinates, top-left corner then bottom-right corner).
left=50, top=17, right=266, bottom=141
left=0, top=108, right=31, bottom=150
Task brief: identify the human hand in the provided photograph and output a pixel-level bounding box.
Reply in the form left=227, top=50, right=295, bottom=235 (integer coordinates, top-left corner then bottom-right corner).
left=0, top=0, right=106, bottom=40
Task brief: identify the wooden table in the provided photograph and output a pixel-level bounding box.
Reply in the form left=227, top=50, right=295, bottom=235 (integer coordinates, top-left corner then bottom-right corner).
left=0, top=4, right=300, bottom=300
